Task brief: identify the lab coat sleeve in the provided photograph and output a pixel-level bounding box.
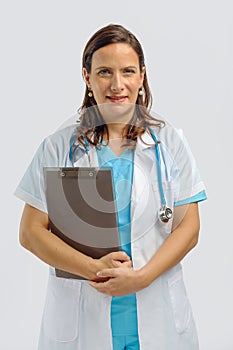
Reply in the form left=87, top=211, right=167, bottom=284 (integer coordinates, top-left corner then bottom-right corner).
left=14, top=124, right=77, bottom=212
left=14, top=138, right=54, bottom=213
left=160, top=126, right=207, bottom=205
left=14, top=131, right=70, bottom=213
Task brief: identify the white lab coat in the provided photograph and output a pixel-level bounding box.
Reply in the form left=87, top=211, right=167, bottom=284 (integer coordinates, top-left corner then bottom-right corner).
left=15, top=122, right=205, bottom=350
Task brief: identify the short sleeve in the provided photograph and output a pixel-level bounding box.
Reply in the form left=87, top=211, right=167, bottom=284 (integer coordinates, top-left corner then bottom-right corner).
left=159, top=126, right=207, bottom=207
left=14, top=126, right=74, bottom=212
left=14, top=139, right=52, bottom=213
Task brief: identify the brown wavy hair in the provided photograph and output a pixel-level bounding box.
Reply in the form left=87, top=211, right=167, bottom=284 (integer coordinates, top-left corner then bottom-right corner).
left=77, top=24, right=163, bottom=147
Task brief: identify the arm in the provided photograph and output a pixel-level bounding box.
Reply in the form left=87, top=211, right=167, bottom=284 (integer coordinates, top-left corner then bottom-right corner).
left=89, top=202, right=200, bottom=295
left=19, top=204, right=131, bottom=280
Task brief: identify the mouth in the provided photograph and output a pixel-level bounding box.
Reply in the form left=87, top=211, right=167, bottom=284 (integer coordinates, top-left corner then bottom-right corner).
left=106, top=95, right=128, bottom=103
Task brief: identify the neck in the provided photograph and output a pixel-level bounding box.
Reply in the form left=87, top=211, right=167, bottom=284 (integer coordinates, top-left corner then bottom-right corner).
left=104, top=123, right=127, bottom=140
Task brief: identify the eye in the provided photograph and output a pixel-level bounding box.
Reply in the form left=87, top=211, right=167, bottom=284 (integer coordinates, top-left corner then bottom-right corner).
left=123, top=68, right=136, bottom=76
left=97, top=68, right=111, bottom=76
left=123, top=68, right=136, bottom=75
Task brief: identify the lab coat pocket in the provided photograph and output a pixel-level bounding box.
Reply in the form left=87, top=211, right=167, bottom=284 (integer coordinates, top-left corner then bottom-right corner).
left=43, top=275, right=82, bottom=342
left=168, top=269, right=192, bottom=334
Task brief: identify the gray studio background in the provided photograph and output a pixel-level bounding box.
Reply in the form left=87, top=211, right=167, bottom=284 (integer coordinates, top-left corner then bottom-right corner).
left=1, top=0, right=232, bottom=349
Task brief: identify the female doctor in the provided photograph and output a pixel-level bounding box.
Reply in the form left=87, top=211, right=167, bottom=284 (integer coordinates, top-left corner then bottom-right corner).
left=15, top=24, right=207, bottom=350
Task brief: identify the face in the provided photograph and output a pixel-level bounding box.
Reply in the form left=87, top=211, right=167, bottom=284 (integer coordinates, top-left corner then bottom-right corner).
left=83, top=43, right=145, bottom=124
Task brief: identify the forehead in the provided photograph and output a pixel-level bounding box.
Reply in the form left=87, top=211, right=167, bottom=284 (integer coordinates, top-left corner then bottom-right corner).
left=91, top=43, right=140, bottom=68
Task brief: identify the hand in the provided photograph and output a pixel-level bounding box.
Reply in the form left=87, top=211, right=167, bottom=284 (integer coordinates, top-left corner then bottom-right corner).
left=88, top=266, right=141, bottom=296
left=90, top=251, right=132, bottom=282
left=98, top=251, right=131, bottom=269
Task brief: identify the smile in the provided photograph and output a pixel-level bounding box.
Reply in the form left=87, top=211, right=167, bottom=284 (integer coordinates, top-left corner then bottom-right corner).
left=107, top=96, right=128, bottom=103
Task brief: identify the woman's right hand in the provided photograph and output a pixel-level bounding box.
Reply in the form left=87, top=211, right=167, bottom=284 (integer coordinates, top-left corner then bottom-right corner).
left=91, top=251, right=132, bottom=282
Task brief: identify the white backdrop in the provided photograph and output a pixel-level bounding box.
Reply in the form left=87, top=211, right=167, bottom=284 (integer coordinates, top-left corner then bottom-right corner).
left=1, top=0, right=232, bottom=349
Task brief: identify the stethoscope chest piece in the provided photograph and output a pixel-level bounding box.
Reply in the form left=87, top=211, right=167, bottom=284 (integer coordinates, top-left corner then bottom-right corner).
left=159, top=205, right=173, bottom=223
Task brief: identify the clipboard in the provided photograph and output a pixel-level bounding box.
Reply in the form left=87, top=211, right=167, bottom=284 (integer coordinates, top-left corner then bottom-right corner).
left=44, top=167, right=120, bottom=279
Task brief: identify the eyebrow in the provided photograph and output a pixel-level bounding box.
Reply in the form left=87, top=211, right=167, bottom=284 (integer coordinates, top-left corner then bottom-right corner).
left=95, top=65, right=138, bottom=71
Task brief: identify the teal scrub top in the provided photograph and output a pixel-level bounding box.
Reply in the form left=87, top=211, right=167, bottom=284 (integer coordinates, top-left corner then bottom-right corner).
left=96, top=142, right=139, bottom=337
left=96, top=141, right=207, bottom=337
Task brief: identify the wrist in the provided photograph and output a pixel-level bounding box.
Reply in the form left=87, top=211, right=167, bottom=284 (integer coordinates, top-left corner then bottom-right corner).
left=136, top=267, right=153, bottom=289
left=85, top=257, right=99, bottom=280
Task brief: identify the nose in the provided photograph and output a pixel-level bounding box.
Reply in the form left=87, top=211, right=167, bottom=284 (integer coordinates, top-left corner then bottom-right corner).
left=110, top=73, right=124, bottom=93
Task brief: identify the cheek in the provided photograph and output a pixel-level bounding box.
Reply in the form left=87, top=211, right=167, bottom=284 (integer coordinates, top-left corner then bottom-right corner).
left=129, top=82, right=140, bottom=98
left=128, top=78, right=141, bottom=91
left=93, top=81, right=108, bottom=95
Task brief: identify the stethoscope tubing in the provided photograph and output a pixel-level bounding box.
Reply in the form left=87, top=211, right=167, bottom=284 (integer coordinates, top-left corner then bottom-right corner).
left=149, top=128, right=166, bottom=206
left=69, top=127, right=172, bottom=222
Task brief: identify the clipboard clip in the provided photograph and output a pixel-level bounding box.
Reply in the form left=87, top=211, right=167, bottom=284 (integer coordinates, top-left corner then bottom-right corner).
left=59, top=168, right=98, bottom=179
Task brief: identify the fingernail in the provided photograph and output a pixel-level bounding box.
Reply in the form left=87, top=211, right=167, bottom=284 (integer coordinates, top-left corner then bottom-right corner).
left=96, top=271, right=102, bottom=276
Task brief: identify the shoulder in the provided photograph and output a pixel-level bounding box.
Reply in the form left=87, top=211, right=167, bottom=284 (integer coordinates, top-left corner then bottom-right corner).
left=34, top=120, right=80, bottom=167
left=45, top=123, right=78, bottom=145
left=42, top=123, right=78, bottom=154
left=150, top=120, right=184, bottom=149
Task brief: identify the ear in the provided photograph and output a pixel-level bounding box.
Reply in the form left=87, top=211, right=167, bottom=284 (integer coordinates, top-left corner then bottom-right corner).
left=83, top=68, right=91, bottom=88
left=140, top=66, right=146, bottom=86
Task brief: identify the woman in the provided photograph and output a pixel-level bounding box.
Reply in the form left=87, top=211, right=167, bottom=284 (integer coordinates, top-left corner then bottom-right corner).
left=15, top=24, right=207, bottom=350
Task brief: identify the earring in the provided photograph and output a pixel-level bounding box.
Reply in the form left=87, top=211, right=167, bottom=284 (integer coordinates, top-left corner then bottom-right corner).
left=88, top=88, right=93, bottom=97
left=138, top=88, right=143, bottom=96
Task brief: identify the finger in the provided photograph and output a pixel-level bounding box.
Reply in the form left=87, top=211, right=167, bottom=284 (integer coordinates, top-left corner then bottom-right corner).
left=110, top=251, right=130, bottom=262
left=112, top=260, right=122, bottom=267
left=91, top=276, right=110, bottom=283
left=88, top=280, right=111, bottom=295
left=121, top=260, right=133, bottom=268
left=96, top=268, right=118, bottom=278
left=88, top=280, right=103, bottom=290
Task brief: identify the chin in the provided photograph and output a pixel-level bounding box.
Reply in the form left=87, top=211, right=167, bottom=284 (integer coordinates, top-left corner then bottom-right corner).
left=98, top=102, right=136, bottom=125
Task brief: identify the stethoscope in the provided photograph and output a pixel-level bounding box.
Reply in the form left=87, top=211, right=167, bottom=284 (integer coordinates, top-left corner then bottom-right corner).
left=69, top=129, right=173, bottom=223
left=149, top=128, right=173, bottom=223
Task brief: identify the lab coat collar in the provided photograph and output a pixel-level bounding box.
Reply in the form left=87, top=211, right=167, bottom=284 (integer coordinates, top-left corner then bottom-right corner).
left=73, top=145, right=99, bottom=167
left=137, top=128, right=157, bottom=150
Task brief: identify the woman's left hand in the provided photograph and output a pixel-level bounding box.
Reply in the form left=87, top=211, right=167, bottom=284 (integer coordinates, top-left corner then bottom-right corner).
left=88, top=266, right=142, bottom=296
